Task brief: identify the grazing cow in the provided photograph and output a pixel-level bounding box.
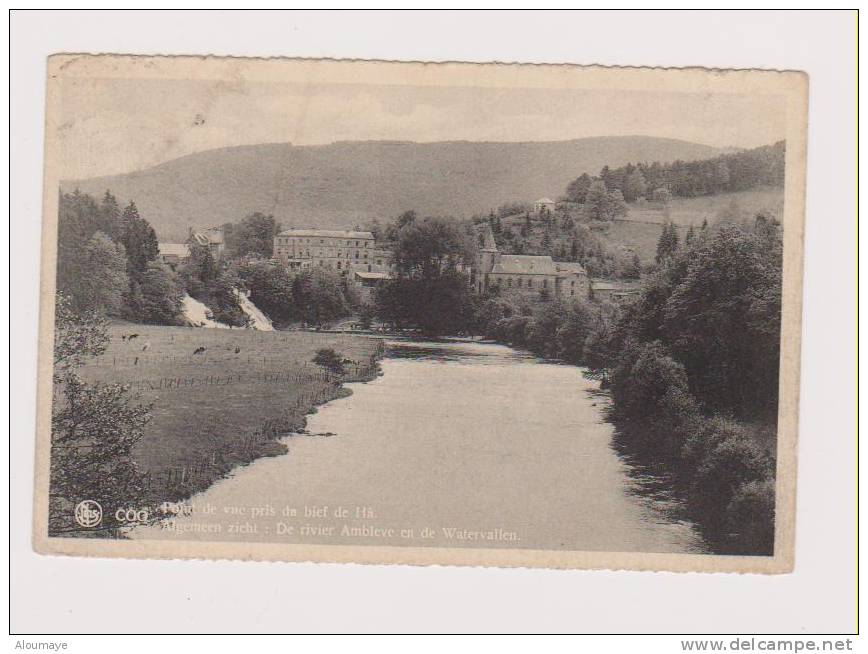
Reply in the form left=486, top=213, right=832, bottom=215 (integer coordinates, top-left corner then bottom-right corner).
left=121, top=334, right=127, bottom=342
left=193, top=346, right=206, bottom=355
left=234, top=346, right=241, bottom=354
left=128, top=333, right=139, bottom=341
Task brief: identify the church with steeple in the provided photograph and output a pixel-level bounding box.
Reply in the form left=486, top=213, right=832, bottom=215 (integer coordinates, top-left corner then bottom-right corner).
left=472, top=224, right=590, bottom=301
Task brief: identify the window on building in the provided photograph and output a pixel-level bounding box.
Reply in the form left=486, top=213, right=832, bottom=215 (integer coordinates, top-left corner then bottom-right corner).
left=507, top=278, right=512, bottom=288
left=367, top=265, right=372, bottom=272
left=355, top=252, right=359, bottom=259
left=543, top=279, right=548, bottom=288
left=337, top=262, right=342, bottom=270
left=527, top=279, right=533, bottom=288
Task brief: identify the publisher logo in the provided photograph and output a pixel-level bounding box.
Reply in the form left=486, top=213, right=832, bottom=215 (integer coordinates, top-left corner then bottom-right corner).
left=74, top=500, right=102, bottom=528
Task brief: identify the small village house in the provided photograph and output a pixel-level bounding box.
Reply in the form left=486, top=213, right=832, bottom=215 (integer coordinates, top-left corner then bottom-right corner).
left=533, top=197, right=556, bottom=215
left=156, top=242, right=190, bottom=269
left=590, top=279, right=641, bottom=303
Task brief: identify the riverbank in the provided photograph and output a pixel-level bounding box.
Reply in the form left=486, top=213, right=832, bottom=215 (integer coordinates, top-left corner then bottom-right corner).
left=134, top=338, right=705, bottom=553
left=76, top=323, right=384, bottom=508
left=471, top=317, right=775, bottom=555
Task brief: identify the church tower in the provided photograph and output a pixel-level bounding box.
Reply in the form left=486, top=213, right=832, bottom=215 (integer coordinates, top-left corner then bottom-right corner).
left=476, top=223, right=500, bottom=294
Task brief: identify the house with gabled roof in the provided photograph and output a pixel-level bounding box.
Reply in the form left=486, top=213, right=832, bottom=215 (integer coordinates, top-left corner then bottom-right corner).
left=533, top=197, right=557, bottom=215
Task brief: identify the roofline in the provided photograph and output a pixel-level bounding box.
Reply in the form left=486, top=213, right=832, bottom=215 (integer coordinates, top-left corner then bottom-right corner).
left=490, top=270, right=556, bottom=276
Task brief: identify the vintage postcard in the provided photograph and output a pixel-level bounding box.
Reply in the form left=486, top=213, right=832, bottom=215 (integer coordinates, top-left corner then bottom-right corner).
left=33, top=55, right=807, bottom=573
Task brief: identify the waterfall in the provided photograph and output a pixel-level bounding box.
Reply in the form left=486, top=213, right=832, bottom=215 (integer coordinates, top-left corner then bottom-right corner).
left=235, top=290, right=274, bottom=331
left=182, top=291, right=274, bottom=331
left=181, top=294, right=232, bottom=329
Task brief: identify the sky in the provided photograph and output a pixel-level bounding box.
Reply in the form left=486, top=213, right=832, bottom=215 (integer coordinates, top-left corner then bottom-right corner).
left=56, top=77, right=787, bottom=180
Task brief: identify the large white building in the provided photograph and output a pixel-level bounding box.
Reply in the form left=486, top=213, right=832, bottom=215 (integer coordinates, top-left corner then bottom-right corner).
left=273, top=229, right=390, bottom=277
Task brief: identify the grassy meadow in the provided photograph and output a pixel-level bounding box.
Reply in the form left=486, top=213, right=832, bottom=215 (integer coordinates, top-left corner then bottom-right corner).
left=76, top=323, right=384, bottom=504
left=606, top=187, right=785, bottom=263
left=627, top=186, right=785, bottom=226
left=495, top=187, right=784, bottom=266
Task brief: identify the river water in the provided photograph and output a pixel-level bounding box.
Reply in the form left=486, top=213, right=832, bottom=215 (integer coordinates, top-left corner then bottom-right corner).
left=134, top=339, right=706, bottom=553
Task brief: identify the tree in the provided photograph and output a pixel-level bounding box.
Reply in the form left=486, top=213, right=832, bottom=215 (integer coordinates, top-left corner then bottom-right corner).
left=662, top=222, right=782, bottom=418
left=239, top=261, right=297, bottom=325
left=623, top=252, right=642, bottom=279
left=583, top=181, right=610, bottom=221
left=376, top=216, right=475, bottom=335
left=313, top=348, right=345, bottom=375
left=206, top=274, right=249, bottom=327
left=98, top=191, right=122, bottom=240
left=57, top=190, right=105, bottom=307
left=608, top=190, right=628, bottom=219
left=689, top=433, right=773, bottom=539
left=584, top=181, right=627, bottom=221
left=623, top=168, right=648, bottom=203
left=610, top=339, right=691, bottom=423
left=396, top=210, right=417, bottom=229
left=119, top=202, right=158, bottom=276
left=225, top=212, right=279, bottom=258
left=655, top=222, right=680, bottom=264
left=49, top=295, right=152, bottom=536
left=713, top=161, right=731, bottom=191
left=137, top=263, right=184, bottom=325
left=81, top=232, right=128, bottom=314
left=521, top=302, right=564, bottom=357
left=53, top=293, right=110, bottom=372
left=554, top=299, right=595, bottom=364
left=181, top=240, right=219, bottom=297
left=565, top=173, right=593, bottom=204
left=78, top=232, right=129, bottom=315
left=685, top=224, right=696, bottom=246
left=391, top=217, right=471, bottom=279
left=293, top=268, right=350, bottom=327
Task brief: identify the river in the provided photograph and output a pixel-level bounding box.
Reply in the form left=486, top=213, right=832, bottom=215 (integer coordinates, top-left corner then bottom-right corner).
left=134, top=339, right=706, bottom=554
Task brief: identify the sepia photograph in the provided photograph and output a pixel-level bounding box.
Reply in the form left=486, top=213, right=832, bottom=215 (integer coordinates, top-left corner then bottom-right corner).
left=8, top=6, right=862, bottom=642
left=30, top=54, right=809, bottom=575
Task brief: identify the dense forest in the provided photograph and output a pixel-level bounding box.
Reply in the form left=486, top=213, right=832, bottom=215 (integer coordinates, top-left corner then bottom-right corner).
left=55, top=190, right=360, bottom=330
left=564, top=141, right=785, bottom=203
left=56, top=190, right=185, bottom=324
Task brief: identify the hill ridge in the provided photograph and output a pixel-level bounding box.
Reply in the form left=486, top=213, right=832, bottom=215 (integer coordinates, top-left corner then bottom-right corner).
left=64, top=136, right=724, bottom=240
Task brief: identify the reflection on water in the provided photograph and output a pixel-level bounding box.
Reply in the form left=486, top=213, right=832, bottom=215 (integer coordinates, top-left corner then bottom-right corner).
left=386, top=339, right=533, bottom=364
left=135, top=337, right=707, bottom=554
